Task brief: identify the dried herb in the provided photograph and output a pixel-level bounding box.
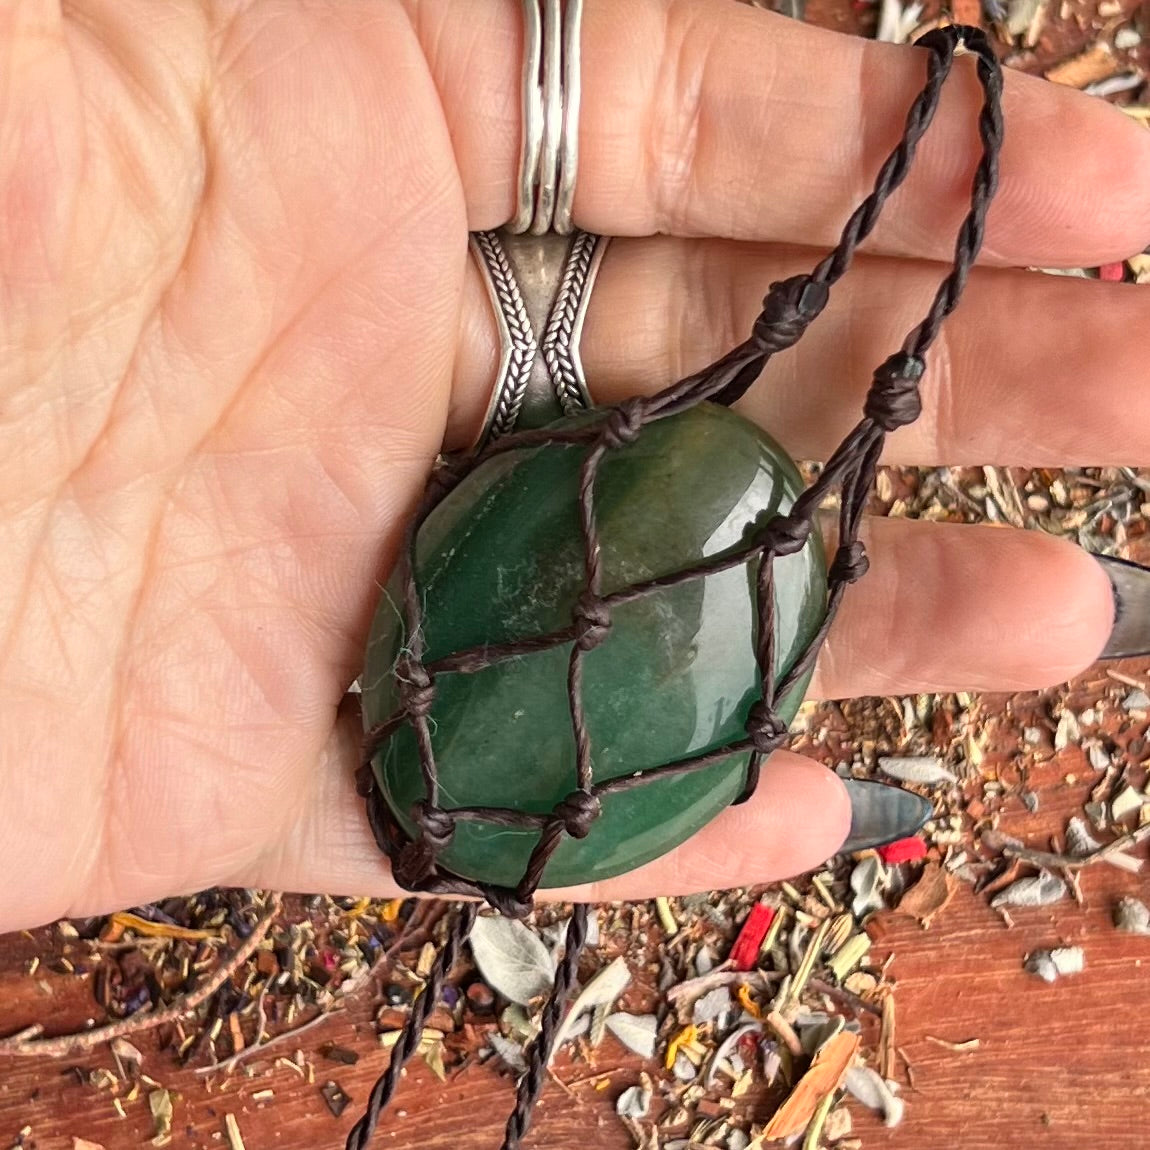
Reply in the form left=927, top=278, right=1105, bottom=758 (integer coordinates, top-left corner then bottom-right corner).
left=468, top=915, right=555, bottom=1006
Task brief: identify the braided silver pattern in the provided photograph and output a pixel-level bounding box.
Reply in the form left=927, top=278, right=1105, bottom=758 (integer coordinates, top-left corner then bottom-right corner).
left=470, top=231, right=539, bottom=445
left=541, top=230, right=606, bottom=414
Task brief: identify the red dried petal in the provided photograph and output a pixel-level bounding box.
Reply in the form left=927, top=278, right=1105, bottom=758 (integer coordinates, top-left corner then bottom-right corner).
left=729, top=902, right=775, bottom=971
left=878, top=836, right=929, bottom=865
left=1099, top=262, right=1126, bottom=283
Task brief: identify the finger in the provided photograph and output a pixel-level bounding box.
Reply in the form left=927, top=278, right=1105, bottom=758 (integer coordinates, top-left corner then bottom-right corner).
left=255, top=518, right=1110, bottom=899
left=408, top=0, right=1150, bottom=265
left=249, top=698, right=849, bottom=900
left=811, top=517, right=1113, bottom=699
left=451, top=237, right=1150, bottom=466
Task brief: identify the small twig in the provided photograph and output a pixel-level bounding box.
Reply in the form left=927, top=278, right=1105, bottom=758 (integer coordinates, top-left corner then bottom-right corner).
left=194, top=1006, right=340, bottom=1077
left=664, top=967, right=779, bottom=1006
left=1003, top=823, right=1150, bottom=872
left=0, top=893, right=283, bottom=1058
left=924, top=1035, right=980, bottom=1052
left=808, top=978, right=883, bottom=1018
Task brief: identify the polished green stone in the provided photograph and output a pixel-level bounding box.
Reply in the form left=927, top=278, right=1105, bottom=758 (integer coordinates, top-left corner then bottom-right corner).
left=362, top=403, right=827, bottom=889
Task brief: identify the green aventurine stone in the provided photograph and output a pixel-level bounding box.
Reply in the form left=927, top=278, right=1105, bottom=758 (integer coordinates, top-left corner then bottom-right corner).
left=362, top=403, right=827, bottom=889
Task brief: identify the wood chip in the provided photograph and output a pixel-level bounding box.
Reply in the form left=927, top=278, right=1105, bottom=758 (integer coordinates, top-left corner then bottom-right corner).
left=224, top=1114, right=246, bottom=1150
left=1045, top=43, right=1119, bottom=88
left=760, top=1031, right=861, bottom=1140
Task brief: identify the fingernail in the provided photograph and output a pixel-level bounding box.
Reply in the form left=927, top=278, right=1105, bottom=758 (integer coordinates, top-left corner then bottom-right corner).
left=1097, top=555, right=1150, bottom=659
left=839, top=778, right=932, bottom=853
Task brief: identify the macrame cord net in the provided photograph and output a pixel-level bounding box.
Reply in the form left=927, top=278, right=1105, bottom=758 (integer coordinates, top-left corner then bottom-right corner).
left=348, top=26, right=1004, bottom=1150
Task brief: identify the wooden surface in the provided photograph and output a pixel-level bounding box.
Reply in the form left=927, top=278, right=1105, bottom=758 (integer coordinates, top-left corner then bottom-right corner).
left=1, top=823, right=1148, bottom=1150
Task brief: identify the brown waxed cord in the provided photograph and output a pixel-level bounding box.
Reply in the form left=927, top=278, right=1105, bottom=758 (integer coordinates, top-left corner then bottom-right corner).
left=349, top=26, right=1003, bottom=1150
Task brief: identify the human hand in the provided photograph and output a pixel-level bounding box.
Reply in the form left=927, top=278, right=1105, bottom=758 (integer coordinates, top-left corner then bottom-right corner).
left=1, top=0, right=1144, bottom=932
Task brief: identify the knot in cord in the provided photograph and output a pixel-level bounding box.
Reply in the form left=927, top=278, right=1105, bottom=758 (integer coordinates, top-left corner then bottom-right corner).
left=553, top=789, right=601, bottom=839
left=752, top=275, right=829, bottom=356
left=762, top=513, right=811, bottom=557
left=573, top=591, right=611, bottom=651
left=830, top=541, right=870, bottom=584
left=601, top=399, right=644, bottom=450
left=392, top=841, right=438, bottom=889
left=746, top=700, right=789, bottom=755
left=411, top=800, right=455, bottom=850
left=865, top=351, right=926, bottom=431
left=396, top=656, right=436, bottom=719
left=485, top=887, right=535, bottom=920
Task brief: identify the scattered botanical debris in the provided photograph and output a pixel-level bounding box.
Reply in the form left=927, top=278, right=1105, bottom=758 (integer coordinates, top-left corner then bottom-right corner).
left=1024, top=947, right=1085, bottom=983
left=1113, top=897, right=1150, bottom=936
left=320, top=1080, right=352, bottom=1119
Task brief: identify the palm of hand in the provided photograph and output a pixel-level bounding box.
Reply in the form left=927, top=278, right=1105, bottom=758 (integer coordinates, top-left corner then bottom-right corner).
left=3, top=3, right=464, bottom=925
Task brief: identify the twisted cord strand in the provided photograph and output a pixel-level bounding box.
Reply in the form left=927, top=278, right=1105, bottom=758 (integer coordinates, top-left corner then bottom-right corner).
left=345, top=903, right=478, bottom=1150
left=501, top=905, right=590, bottom=1149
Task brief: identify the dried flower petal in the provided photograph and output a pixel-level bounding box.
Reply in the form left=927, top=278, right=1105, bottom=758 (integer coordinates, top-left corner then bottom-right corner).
left=878, top=837, right=928, bottom=865
left=729, top=902, right=775, bottom=971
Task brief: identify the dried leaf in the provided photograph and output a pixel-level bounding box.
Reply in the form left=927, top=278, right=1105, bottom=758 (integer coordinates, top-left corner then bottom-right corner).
left=850, top=856, right=888, bottom=918
left=73, top=1141, right=106, bottom=1150
left=320, top=1081, right=352, bottom=1118
left=760, top=1030, right=860, bottom=1140
left=149, top=1090, right=173, bottom=1147
left=1115, top=897, right=1150, bottom=935
left=692, top=986, right=733, bottom=1025
left=1066, top=817, right=1101, bottom=857
left=1054, top=710, right=1080, bottom=751
left=990, top=870, right=1066, bottom=909
left=1111, top=785, right=1148, bottom=822
left=616, top=1082, right=652, bottom=1119
left=1025, top=947, right=1085, bottom=983
left=469, top=916, right=555, bottom=1006
left=488, top=1033, right=528, bottom=1073
left=1123, top=689, right=1150, bottom=712
left=552, top=955, right=631, bottom=1052
left=1005, top=0, right=1042, bottom=36
left=705, top=1022, right=762, bottom=1090
left=665, top=1023, right=699, bottom=1070
left=423, top=1041, right=447, bottom=1081
left=110, top=1036, right=144, bottom=1071
left=606, top=1013, right=658, bottom=1060
left=894, top=862, right=956, bottom=927
left=843, top=1067, right=905, bottom=1127
left=878, top=756, right=956, bottom=786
